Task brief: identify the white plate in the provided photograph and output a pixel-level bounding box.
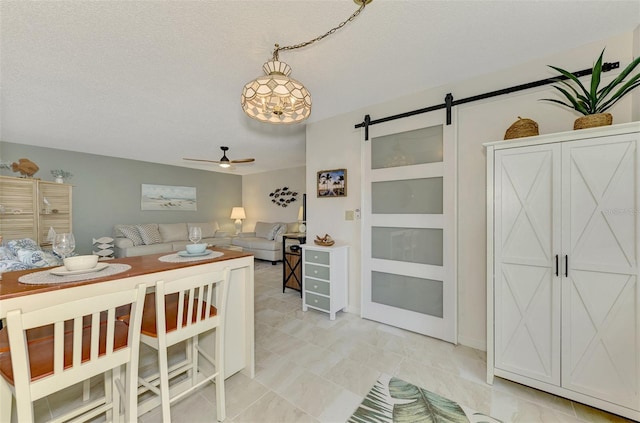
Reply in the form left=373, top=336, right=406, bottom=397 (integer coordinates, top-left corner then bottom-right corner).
left=50, top=262, right=110, bottom=276
left=178, top=250, right=212, bottom=257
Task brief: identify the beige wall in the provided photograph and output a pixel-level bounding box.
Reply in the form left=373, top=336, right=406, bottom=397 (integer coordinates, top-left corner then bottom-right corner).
left=633, top=25, right=640, bottom=122
left=305, top=30, right=637, bottom=350
left=242, top=166, right=306, bottom=231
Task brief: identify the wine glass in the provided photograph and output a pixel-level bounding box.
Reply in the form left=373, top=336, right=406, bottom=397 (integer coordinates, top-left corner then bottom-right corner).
left=53, top=233, right=75, bottom=259
left=189, top=227, right=202, bottom=244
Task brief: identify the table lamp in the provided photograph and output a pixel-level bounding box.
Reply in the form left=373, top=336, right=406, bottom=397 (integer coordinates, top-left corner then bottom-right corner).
left=230, top=207, right=246, bottom=235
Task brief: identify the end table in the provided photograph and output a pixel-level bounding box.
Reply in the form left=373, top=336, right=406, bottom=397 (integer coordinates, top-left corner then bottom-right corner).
left=282, top=233, right=306, bottom=296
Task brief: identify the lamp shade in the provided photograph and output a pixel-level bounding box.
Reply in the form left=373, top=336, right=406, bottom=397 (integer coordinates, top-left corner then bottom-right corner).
left=230, top=207, right=246, bottom=220
left=241, top=60, right=312, bottom=124
left=298, top=206, right=304, bottom=221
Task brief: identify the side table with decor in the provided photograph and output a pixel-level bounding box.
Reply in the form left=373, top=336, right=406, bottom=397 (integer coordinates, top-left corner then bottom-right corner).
left=282, top=233, right=306, bottom=295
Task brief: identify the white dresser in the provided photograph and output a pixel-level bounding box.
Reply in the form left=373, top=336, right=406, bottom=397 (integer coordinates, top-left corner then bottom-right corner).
left=301, top=244, right=349, bottom=320
left=485, top=122, right=639, bottom=421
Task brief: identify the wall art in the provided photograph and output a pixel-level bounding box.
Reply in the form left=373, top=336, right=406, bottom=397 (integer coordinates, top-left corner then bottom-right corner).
left=317, top=169, right=347, bottom=197
left=269, top=186, right=298, bottom=207
left=141, top=184, right=197, bottom=211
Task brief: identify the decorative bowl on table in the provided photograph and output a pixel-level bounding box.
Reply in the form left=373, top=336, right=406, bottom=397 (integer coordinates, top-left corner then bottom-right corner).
left=186, top=243, right=207, bottom=254
left=63, top=255, right=99, bottom=271
left=314, top=234, right=335, bottom=247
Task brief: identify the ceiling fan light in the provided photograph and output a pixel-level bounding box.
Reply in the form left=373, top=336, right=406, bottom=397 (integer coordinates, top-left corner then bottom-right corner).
left=219, top=162, right=231, bottom=168
left=241, top=60, right=312, bottom=124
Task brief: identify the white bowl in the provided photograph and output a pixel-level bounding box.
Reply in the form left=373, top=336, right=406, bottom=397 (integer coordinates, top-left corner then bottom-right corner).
left=186, top=243, right=207, bottom=254
left=63, top=255, right=99, bottom=271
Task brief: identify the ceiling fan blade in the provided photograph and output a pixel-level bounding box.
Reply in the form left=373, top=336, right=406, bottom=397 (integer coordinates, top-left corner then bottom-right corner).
left=230, top=158, right=255, bottom=163
left=183, top=158, right=221, bottom=164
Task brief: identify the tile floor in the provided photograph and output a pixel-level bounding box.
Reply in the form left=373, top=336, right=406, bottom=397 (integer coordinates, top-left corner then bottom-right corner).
left=20, top=260, right=637, bottom=422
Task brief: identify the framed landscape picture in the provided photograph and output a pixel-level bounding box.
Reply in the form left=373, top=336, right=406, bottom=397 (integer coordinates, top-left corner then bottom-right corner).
left=141, top=184, right=197, bottom=211
left=317, top=169, right=347, bottom=197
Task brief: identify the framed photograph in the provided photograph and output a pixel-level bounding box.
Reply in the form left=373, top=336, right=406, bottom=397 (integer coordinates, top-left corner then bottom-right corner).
left=317, top=169, right=347, bottom=197
left=141, top=184, right=197, bottom=211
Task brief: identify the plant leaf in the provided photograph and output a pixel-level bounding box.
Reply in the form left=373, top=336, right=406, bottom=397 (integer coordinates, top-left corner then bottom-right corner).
left=551, top=85, right=589, bottom=114
left=556, top=79, right=591, bottom=104
left=598, top=55, right=640, bottom=101
left=598, top=79, right=640, bottom=112
left=589, top=49, right=604, bottom=107
left=548, top=65, right=591, bottom=100
left=388, top=377, right=470, bottom=423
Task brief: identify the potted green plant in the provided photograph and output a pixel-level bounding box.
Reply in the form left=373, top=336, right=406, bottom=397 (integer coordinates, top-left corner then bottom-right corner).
left=541, top=49, right=640, bottom=129
left=51, top=169, right=73, bottom=183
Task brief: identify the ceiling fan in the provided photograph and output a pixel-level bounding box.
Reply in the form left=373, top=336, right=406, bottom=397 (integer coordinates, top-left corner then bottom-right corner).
left=183, top=146, right=255, bottom=168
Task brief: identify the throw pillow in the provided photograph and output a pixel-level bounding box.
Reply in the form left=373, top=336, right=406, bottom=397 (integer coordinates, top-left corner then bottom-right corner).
left=117, top=225, right=144, bottom=246
left=273, top=223, right=287, bottom=240
left=136, top=223, right=162, bottom=245
left=7, top=238, right=39, bottom=255
left=158, top=223, right=188, bottom=242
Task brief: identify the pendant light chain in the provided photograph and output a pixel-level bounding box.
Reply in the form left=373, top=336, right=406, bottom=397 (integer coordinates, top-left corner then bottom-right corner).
left=272, top=1, right=367, bottom=61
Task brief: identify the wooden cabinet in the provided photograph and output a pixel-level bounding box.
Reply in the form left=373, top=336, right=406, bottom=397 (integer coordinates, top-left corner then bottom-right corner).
left=0, top=176, right=72, bottom=247
left=282, top=233, right=306, bottom=294
left=485, top=122, right=639, bottom=421
left=302, top=244, right=348, bottom=320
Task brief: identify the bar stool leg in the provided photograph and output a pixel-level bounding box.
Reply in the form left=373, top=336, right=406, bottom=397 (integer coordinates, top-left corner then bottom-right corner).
left=0, top=377, right=12, bottom=422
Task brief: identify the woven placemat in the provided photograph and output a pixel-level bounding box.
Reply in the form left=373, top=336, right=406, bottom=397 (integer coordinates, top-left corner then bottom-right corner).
left=19, top=264, right=132, bottom=285
left=158, top=251, right=224, bottom=263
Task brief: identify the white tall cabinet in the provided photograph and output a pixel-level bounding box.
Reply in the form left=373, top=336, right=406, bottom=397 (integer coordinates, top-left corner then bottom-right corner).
left=485, top=122, right=639, bottom=421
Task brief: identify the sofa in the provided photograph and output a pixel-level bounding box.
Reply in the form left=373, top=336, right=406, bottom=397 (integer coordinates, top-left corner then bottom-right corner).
left=113, top=222, right=232, bottom=258
left=231, top=221, right=301, bottom=263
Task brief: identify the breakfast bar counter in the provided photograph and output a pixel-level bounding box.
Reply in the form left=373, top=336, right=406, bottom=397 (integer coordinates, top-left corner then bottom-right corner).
left=0, top=248, right=255, bottom=379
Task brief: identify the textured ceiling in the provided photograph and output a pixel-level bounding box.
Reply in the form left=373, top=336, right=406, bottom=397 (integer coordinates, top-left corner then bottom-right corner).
left=1, top=1, right=638, bottom=175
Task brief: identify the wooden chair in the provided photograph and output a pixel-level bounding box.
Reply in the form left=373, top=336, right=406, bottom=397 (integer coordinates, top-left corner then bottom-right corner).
left=0, top=284, right=146, bottom=422
left=137, top=268, right=230, bottom=422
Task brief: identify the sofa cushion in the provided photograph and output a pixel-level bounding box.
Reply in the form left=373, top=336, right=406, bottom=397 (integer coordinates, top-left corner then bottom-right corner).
left=136, top=223, right=162, bottom=245
left=188, top=222, right=219, bottom=239
left=115, top=225, right=144, bottom=246
left=231, top=236, right=280, bottom=251
left=159, top=223, right=188, bottom=242
left=254, top=222, right=274, bottom=239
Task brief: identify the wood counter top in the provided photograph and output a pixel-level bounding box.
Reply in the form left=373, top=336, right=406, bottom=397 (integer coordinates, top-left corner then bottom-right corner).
left=0, top=248, right=253, bottom=301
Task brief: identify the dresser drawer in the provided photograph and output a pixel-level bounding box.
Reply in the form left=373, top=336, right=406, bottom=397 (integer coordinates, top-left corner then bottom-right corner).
left=305, top=250, right=330, bottom=265
left=305, top=263, right=330, bottom=281
left=305, top=292, right=330, bottom=312
left=305, top=278, right=330, bottom=296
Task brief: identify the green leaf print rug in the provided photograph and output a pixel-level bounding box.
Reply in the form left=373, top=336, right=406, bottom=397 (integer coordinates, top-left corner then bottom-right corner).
left=348, top=374, right=502, bottom=423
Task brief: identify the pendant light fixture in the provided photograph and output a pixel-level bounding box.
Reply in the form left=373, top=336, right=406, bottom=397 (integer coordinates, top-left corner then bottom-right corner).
left=241, top=0, right=372, bottom=124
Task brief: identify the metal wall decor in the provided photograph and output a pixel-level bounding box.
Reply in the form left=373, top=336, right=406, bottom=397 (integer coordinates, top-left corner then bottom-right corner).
left=269, top=186, right=298, bottom=207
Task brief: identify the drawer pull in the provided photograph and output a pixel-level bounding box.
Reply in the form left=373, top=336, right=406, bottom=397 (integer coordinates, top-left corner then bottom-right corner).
left=314, top=270, right=318, bottom=274
left=313, top=284, right=318, bottom=289
left=314, top=299, right=318, bottom=303
left=314, top=255, right=318, bottom=259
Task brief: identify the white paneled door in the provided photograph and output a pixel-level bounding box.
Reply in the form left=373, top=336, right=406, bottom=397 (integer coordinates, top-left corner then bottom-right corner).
left=561, top=136, right=639, bottom=409
left=494, top=144, right=561, bottom=385
left=361, top=112, right=457, bottom=343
